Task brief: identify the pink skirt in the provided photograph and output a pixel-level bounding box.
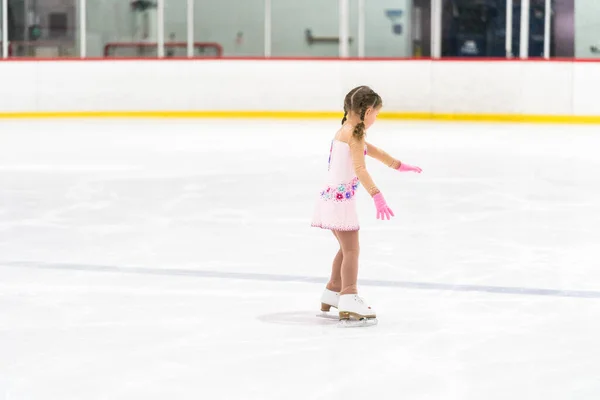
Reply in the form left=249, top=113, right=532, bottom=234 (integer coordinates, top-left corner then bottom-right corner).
left=310, top=178, right=360, bottom=231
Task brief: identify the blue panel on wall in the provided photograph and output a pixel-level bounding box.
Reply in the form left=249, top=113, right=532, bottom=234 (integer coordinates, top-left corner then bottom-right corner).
left=385, top=9, right=403, bottom=20
left=385, top=9, right=404, bottom=36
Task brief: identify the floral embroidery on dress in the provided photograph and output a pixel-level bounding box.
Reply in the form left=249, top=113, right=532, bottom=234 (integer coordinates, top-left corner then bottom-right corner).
left=320, top=177, right=360, bottom=201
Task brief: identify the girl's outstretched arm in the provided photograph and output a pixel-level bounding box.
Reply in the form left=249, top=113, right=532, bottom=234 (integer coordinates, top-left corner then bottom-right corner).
left=365, top=142, right=401, bottom=169
left=366, top=141, right=422, bottom=173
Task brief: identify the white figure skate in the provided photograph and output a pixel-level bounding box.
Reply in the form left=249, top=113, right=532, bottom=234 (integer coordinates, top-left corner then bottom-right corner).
left=316, top=288, right=339, bottom=319
left=337, top=294, right=378, bottom=327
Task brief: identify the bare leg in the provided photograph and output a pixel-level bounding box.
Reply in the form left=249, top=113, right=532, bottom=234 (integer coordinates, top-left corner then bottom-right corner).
left=326, top=231, right=343, bottom=292
left=335, top=230, right=360, bottom=295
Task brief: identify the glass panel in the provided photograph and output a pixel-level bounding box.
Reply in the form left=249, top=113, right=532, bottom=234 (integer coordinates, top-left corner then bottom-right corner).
left=196, top=0, right=264, bottom=57
left=4, top=0, right=25, bottom=56
left=89, top=0, right=221, bottom=59
left=86, top=0, right=129, bottom=58
left=89, top=0, right=163, bottom=58
left=272, top=0, right=341, bottom=57
left=438, top=0, right=572, bottom=59
left=164, top=0, right=187, bottom=57
left=0, top=1, right=3, bottom=56
left=510, top=0, right=565, bottom=58
left=360, top=0, right=431, bottom=58
left=442, top=0, right=508, bottom=58
left=348, top=0, right=358, bottom=57
left=554, top=0, right=573, bottom=58
left=410, top=0, right=431, bottom=57
left=528, top=0, right=547, bottom=57
left=363, top=0, right=413, bottom=57
left=9, top=0, right=78, bottom=58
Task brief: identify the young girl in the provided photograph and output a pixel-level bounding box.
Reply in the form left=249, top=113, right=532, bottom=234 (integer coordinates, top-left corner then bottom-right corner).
left=311, top=85, right=422, bottom=325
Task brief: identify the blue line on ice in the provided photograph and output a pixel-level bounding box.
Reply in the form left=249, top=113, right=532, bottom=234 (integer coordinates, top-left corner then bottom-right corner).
left=2, top=261, right=599, bottom=299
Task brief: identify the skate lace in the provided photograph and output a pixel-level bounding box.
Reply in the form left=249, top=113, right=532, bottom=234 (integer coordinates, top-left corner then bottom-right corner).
left=355, top=295, right=371, bottom=309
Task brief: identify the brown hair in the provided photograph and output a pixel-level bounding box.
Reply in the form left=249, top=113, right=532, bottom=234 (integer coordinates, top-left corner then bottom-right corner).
left=341, top=86, right=382, bottom=140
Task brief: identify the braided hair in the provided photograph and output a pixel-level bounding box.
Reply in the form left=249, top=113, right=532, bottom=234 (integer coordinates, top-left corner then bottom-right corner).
left=341, top=86, right=382, bottom=140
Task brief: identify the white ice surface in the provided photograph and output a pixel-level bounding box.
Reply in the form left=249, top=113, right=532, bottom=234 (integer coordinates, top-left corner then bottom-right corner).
left=1, top=119, right=600, bottom=399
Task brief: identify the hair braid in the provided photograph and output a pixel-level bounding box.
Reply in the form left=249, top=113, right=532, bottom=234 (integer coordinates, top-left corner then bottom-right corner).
left=341, top=110, right=348, bottom=125
left=352, top=102, right=367, bottom=140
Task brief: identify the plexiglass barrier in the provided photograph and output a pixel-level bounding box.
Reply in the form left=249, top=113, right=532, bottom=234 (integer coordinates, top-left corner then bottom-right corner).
left=0, top=0, right=588, bottom=60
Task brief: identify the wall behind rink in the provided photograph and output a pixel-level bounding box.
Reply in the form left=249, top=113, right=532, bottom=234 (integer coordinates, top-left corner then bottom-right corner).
left=0, top=59, right=599, bottom=123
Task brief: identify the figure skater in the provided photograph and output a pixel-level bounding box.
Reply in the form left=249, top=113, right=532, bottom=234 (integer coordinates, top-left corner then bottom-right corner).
left=311, top=85, right=422, bottom=326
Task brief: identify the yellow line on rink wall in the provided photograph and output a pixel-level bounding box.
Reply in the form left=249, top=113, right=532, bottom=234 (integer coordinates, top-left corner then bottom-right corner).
left=0, top=111, right=342, bottom=119
left=410, top=113, right=600, bottom=124
left=1, top=110, right=600, bottom=124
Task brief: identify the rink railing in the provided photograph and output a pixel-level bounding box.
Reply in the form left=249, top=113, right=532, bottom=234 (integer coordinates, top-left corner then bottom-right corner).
left=0, top=58, right=600, bottom=124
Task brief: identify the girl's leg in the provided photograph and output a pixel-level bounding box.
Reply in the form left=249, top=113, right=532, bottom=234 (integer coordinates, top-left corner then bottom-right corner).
left=335, top=230, right=360, bottom=295
left=326, top=231, right=343, bottom=292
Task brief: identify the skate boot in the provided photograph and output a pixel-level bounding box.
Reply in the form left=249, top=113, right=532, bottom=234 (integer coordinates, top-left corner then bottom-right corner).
left=337, top=294, right=378, bottom=327
left=320, top=288, right=339, bottom=312
left=316, top=288, right=340, bottom=320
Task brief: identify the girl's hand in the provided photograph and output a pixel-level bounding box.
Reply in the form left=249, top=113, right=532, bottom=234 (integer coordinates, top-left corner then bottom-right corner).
left=373, top=193, right=394, bottom=220
left=397, top=162, right=422, bottom=173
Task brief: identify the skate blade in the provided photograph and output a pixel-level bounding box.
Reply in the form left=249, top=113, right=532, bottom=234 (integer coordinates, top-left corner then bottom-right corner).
left=337, top=318, right=378, bottom=328
left=316, top=311, right=338, bottom=320
left=339, top=311, right=376, bottom=320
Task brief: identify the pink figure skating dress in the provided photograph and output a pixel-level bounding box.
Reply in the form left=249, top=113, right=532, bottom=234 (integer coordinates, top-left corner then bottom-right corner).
left=311, top=139, right=366, bottom=231
left=311, top=132, right=400, bottom=232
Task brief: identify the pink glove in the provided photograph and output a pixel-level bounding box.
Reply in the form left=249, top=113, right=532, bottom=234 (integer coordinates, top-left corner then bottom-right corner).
left=373, top=193, right=394, bottom=220
left=397, top=162, right=422, bottom=173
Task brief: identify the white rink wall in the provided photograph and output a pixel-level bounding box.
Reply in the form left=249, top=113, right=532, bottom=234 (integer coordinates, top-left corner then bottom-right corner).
left=0, top=59, right=599, bottom=119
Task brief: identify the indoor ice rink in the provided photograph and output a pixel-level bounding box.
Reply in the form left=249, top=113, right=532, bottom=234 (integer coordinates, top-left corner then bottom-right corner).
left=1, top=118, right=599, bottom=399
left=3, top=0, right=600, bottom=398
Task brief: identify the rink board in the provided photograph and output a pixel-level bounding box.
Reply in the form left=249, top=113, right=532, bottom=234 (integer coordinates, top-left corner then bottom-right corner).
left=0, top=58, right=598, bottom=123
